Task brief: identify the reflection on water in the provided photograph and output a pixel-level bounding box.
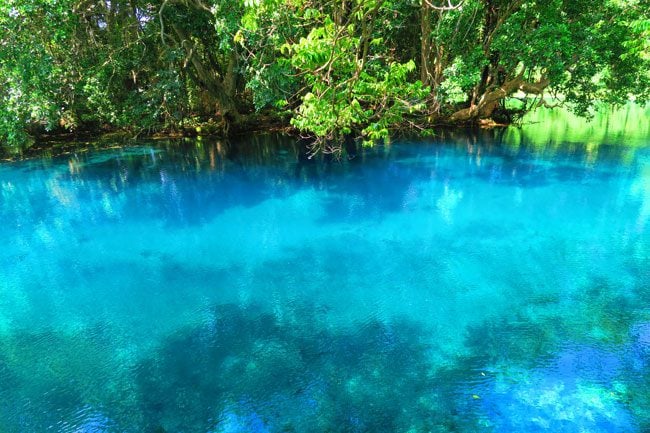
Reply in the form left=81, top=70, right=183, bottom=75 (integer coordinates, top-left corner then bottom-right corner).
left=511, top=103, right=650, bottom=149
left=0, top=117, right=650, bottom=432
left=631, top=159, right=650, bottom=230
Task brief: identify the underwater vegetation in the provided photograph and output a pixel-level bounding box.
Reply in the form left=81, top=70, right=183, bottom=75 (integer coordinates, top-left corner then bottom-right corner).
left=0, top=327, right=126, bottom=432
left=2, top=275, right=649, bottom=431
left=467, top=325, right=650, bottom=433
left=135, top=303, right=443, bottom=433
left=456, top=284, right=650, bottom=433
left=3, top=296, right=650, bottom=432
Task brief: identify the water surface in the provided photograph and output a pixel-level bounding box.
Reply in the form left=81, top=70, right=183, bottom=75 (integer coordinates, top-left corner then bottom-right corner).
left=1, top=119, right=650, bottom=432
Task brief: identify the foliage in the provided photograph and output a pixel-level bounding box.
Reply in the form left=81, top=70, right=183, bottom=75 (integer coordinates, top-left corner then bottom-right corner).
left=0, top=0, right=648, bottom=151
left=285, top=10, right=429, bottom=150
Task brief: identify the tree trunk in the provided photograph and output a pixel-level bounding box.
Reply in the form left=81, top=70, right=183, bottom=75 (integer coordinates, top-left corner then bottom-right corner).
left=171, top=24, right=240, bottom=121
left=420, top=2, right=432, bottom=87
left=450, top=72, right=549, bottom=122
left=224, top=49, right=238, bottom=101
left=471, top=0, right=523, bottom=106
left=334, top=0, right=349, bottom=25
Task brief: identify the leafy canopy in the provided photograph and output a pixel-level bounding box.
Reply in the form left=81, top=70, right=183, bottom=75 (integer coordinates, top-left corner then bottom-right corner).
left=0, top=0, right=648, bottom=150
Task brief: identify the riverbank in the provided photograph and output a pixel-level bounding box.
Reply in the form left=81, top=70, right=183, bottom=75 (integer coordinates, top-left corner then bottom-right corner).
left=2, top=103, right=649, bottom=162
left=0, top=111, right=292, bottom=161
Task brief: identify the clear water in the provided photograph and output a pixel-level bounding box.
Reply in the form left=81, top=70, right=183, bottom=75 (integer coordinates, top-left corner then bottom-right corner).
left=1, top=127, right=649, bottom=432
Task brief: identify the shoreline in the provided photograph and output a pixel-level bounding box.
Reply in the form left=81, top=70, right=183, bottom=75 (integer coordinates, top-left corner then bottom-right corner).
left=0, top=115, right=508, bottom=162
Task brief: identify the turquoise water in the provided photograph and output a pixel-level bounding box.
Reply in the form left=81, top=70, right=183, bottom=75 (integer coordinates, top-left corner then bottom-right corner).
left=1, top=130, right=650, bottom=432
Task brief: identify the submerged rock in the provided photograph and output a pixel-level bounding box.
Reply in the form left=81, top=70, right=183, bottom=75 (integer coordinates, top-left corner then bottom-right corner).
left=214, top=410, right=270, bottom=433
left=479, top=373, right=636, bottom=432
left=473, top=345, right=638, bottom=432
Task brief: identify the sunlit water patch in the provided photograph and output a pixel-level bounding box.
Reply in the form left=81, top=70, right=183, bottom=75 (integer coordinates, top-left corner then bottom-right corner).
left=1, top=131, right=649, bottom=432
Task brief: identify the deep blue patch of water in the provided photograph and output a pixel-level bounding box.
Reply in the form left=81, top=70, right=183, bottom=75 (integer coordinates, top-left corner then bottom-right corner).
left=1, top=132, right=649, bottom=432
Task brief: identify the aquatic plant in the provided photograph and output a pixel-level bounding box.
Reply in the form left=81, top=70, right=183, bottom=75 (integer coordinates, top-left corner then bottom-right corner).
left=135, top=303, right=443, bottom=432
left=0, top=328, right=127, bottom=432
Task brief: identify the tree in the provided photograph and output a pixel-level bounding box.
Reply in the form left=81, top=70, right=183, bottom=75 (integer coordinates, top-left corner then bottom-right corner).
left=274, top=0, right=430, bottom=153
left=438, top=0, right=650, bottom=121
left=0, top=0, right=648, bottom=151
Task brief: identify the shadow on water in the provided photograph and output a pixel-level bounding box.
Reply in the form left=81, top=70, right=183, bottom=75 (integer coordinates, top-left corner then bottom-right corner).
left=134, top=302, right=457, bottom=433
